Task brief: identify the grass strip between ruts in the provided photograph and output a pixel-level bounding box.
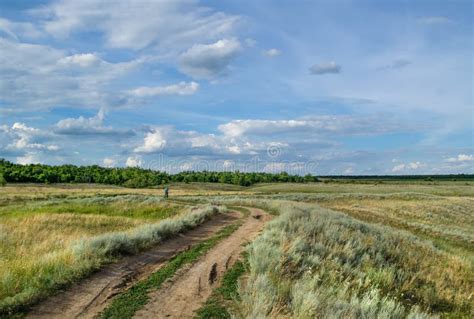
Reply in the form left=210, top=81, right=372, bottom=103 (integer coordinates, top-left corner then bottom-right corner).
left=98, top=212, right=246, bottom=319
left=195, top=253, right=247, bottom=318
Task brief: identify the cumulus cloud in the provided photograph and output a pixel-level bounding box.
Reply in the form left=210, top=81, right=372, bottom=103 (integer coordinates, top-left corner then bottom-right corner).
left=132, top=125, right=283, bottom=157
left=126, top=156, right=142, bottom=167
left=134, top=130, right=167, bottom=153
left=392, top=161, right=425, bottom=172
left=178, top=39, right=242, bottom=78
left=132, top=115, right=405, bottom=159
left=1, top=122, right=59, bottom=152
left=129, top=82, right=199, bottom=97
left=55, top=110, right=134, bottom=137
left=446, top=154, right=474, bottom=162
left=309, top=61, right=341, bottom=75
left=103, top=157, right=117, bottom=167
left=32, top=0, right=240, bottom=51
left=263, top=48, right=281, bottom=57
left=16, top=153, right=42, bottom=165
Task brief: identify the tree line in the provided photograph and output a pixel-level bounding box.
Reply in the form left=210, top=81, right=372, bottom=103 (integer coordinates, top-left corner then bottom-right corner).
left=0, top=159, right=318, bottom=187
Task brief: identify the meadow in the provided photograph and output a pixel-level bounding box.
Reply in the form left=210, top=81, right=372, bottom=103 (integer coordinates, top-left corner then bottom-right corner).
left=0, top=184, right=228, bottom=316
left=0, top=180, right=472, bottom=318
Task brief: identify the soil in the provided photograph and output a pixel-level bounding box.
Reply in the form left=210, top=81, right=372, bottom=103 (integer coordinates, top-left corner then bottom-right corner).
left=134, top=207, right=270, bottom=318
left=26, top=210, right=242, bottom=319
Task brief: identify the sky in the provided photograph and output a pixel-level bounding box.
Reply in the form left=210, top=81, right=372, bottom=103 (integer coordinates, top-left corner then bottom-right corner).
left=0, top=0, right=473, bottom=175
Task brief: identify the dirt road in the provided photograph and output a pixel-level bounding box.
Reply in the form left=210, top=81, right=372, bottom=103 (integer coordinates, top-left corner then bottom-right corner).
left=134, top=207, right=270, bottom=318
left=26, top=210, right=242, bottom=319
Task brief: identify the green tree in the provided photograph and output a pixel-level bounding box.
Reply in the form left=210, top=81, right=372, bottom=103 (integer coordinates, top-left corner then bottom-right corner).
left=0, top=173, right=6, bottom=187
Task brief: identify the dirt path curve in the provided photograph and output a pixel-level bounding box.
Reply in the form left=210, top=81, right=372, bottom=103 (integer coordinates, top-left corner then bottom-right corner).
left=134, top=207, right=270, bottom=319
left=26, top=211, right=242, bottom=319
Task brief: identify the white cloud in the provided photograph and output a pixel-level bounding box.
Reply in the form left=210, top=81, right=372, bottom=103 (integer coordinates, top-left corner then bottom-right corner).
left=222, top=160, right=234, bottom=169
left=344, top=167, right=354, bottom=174
left=134, top=130, right=167, bottom=153
left=0, top=18, right=44, bottom=39
left=132, top=125, right=276, bottom=157
left=126, top=156, right=142, bottom=167
left=391, top=161, right=425, bottom=172
left=391, top=164, right=405, bottom=172
left=263, top=48, right=281, bottom=57
left=178, top=39, right=242, bottom=78
left=58, top=53, right=101, bottom=67
left=103, top=157, right=117, bottom=167
left=55, top=110, right=134, bottom=136
left=16, top=153, right=41, bottom=165
left=129, top=82, right=199, bottom=97
left=446, top=154, right=474, bottom=162
left=33, top=0, right=239, bottom=51
left=2, top=122, right=59, bottom=152
left=217, top=116, right=405, bottom=138
left=0, top=38, right=149, bottom=111
left=309, top=61, right=341, bottom=75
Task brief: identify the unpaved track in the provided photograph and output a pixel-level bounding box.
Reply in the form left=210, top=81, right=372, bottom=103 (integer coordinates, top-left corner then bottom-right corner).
left=135, top=207, right=270, bottom=319
left=26, top=211, right=241, bottom=319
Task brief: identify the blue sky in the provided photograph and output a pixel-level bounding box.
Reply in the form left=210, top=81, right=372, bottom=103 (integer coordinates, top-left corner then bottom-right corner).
left=0, top=0, right=472, bottom=175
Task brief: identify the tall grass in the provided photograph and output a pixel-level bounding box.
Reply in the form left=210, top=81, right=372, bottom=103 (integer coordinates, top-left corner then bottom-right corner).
left=236, top=201, right=473, bottom=318
left=0, top=205, right=225, bottom=317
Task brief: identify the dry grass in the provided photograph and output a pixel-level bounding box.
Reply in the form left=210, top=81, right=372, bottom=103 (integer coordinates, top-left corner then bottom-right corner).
left=0, top=183, right=246, bottom=206
left=316, top=196, right=474, bottom=260
left=248, top=181, right=474, bottom=197
left=237, top=201, right=473, bottom=318
left=1, top=181, right=472, bottom=318
left=0, top=186, right=225, bottom=316
left=0, top=213, right=145, bottom=315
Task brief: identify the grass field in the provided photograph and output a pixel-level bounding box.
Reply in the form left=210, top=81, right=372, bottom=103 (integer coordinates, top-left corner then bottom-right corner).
left=0, top=181, right=472, bottom=318
left=0, top=185, right=227, bottom=316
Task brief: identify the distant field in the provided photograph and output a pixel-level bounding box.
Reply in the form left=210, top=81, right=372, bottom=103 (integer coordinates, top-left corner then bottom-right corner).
left=247, top=181, right=474, bottom=196
left=0, top=181, right=472, bottom=318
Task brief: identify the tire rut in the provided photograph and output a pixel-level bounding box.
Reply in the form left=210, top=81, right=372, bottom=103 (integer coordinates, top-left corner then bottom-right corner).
left=134, top=207, right=270, bottom=319
left=26, top=211, right=242, bottom=319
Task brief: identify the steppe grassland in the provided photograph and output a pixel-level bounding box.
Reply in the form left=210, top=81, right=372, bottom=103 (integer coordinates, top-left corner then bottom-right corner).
left=177, top=181, right=473, bottom=318
left=0, top=187, right=225, bottom=315
left=315, top=196, right=474, bottom=259
left=1, top=181, right=473, bottom=318
left=0, top=182, right=246, bottom=204
left=236, top=200, right=473, bottom=318
left=249, top=180, right=474, bottom=197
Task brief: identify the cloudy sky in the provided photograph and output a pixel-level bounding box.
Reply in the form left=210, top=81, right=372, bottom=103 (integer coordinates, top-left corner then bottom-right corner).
left=0, top=0, right=472, bottom=175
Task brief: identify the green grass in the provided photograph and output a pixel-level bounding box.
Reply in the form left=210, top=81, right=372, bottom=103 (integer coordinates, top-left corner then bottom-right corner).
left=0, top=205, right=223, bottom=318
left=99, top=220, right=244, bottom=319
left=195, top=258, right=247, bottom=318
left=0, top=195, right=180, bottom=219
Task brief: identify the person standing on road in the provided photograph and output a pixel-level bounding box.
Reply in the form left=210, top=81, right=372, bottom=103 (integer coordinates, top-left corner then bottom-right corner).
left=164, top=186, right=169, bottom=199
